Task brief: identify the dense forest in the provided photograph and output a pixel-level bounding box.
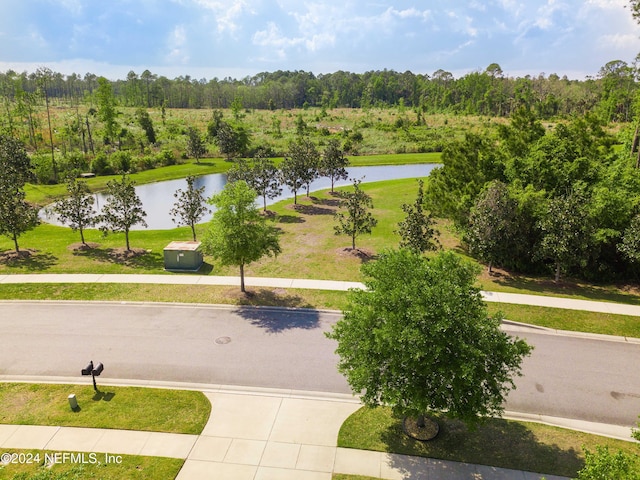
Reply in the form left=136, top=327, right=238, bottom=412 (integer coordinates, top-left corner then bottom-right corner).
left=0, top=60, right=637, bottom=120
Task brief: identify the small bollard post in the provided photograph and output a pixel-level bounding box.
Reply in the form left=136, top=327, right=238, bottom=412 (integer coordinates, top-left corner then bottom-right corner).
left=68, top=394, right=78, bottom=410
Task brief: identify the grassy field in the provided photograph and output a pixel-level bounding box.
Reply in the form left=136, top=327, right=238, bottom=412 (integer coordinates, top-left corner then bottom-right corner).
left=0, top=450, right=183, bottom=479
left=338, top=406, right=639, bottom=479
left=0, top=383, right=210, bottom=434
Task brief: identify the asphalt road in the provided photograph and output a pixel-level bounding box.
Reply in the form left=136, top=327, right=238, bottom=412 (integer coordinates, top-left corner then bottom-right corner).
left=1, top=302, right=639, bottom=427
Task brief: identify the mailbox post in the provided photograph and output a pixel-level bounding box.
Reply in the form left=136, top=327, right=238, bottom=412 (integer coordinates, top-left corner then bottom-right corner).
left=81, top=360, right=104, bottom=392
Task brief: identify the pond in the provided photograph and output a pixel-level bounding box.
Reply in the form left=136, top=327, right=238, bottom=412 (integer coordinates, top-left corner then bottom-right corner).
left=41, top=163, right=439, bottom=230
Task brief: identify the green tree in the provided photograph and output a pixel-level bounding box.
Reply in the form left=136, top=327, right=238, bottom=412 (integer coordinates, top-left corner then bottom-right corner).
left=213, top=121, right=250, bottom=161
left=186, top=126, right=206, bottom=164
left=99, top=174, right=148, bottom=251
left=53, top=178, right=97, bottom=245
left=95, top=76, right=118, bottom=145
left=577, top=419, right=640, bottom=479
left=334, top=178, right=377, bottom=250
left=396, top=179, right=440, bottom=253
left=537, top=188, right=594, bottom=282
left=466, top=180, right=518, bottom=273
left=0, top=135, right=38, bottom=252
left=280, top=139, right=320, bottom=205
left=327, top=249, right=532, bottom=429
left=319, top=139, right=349, bottom=193
left=228, top=151, right=281, bottom=212
left=170, top=175, right=209, bottom=241
left=286, top=138, right=319, bottom=197
left=619, top=214, right=640, bottom=264
left=202, top=180, right=281, bottom=293
left=135, top=108, right=156, bottom=144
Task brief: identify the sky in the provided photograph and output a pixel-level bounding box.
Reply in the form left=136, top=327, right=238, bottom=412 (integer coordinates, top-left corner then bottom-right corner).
left=1, top=0, right=640, bottom=81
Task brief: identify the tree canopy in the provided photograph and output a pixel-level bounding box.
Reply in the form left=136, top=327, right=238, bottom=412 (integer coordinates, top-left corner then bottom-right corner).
left=327, top=249, right=532, bottom=427
left=202, top=180, right=281, bottom=293
left=99, top=174, right=148, bottom=250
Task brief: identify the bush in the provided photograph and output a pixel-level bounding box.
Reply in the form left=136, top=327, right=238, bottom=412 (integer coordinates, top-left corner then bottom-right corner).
left=91, top=153, right=113, bottom=176
left=110, top=150, right=133, bottom=173
left=157, top=149, right=177, bottom=166
left=32, top=153, right=55, bottom=184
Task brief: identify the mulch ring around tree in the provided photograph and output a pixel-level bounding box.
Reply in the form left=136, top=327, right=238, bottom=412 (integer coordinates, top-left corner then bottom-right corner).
left=67, top=242, right=101, bottom=252
left=403, top=416, right=440, bottom=441
left=0, top=249, right=37, bottom=263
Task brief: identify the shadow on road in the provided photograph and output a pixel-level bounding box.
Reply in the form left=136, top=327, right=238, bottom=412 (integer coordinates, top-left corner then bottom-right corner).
left=235, top=305, right=321, bottom=333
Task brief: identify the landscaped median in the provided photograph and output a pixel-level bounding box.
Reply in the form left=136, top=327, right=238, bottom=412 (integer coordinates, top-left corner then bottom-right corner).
left=0, top=383, right=211, bottom=479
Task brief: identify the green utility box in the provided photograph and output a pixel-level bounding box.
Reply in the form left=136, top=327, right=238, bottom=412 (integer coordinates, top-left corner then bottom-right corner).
left=163, top=241, right=203, bottom=272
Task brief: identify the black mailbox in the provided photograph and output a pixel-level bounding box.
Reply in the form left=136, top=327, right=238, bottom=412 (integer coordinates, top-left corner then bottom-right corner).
left=80, top=360, right=103, bottom=391
left=81, top=361, right=94, bottom=376
left=92, top=363, right=104, bottom=376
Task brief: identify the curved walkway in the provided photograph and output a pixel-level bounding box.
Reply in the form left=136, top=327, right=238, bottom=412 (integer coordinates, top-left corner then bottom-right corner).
left=2, top=274, right=639, bottom=479
left=2, top=272, right=640, bottom=317
left=0, top=380, right=583, bottom=480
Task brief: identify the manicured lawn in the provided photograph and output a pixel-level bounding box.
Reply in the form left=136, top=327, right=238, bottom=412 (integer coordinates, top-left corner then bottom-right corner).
left=0, top=450, right=183, bottom=479
left=0, top=383, right=210, bottom=435
left=338, top=406, right=639, bottom=479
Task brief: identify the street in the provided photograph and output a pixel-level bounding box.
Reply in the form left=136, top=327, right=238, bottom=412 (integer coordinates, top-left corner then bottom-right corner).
left=1, top=301, right=639, bottom=427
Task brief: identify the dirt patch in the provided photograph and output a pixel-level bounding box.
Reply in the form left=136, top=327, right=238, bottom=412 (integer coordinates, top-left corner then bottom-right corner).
left=0, top=249, right=36, bottom=263
left=336, top=247, right=375, bottom=260
left=67, top=242, right=101, bottom=251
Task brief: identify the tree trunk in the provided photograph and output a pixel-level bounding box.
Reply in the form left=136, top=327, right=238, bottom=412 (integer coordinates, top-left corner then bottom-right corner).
left=13, top=233, right=19, bottom=253
left=555, top=262, right=561, bottom=283
left=125, top=229, right=131, bottom=251
left=417, top=414, right=426, bottom=429
left=240, top=263, right=246, bottom=293
left=263, top=194, right=268, bottom=212
left=86, top=116, right=95, bottom=155
left=488, top=260, right=493, bottom=274
left=191, top=224, right=197, bottom=242
left=331, top=177, right=335, bottom=193
left=294, top=190, right=297, bottom=205
left=80, top=228, right=86, bottom=245
left=352, top=233, right=356, bottom=250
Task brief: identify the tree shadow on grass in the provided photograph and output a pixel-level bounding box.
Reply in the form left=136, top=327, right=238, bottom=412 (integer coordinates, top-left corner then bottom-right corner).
left=0, top=249, right=58, bottom=271
left=380, top=413, right=582, bottom=479
left=73, top=247, right=164, bottom=271
left=313, top=197, right=341, bottom=208
left=293, top=203, right=334, bottom=215
left=234, top=294, right=320, bottom=333
left=277, top=215, right=306, bottom=224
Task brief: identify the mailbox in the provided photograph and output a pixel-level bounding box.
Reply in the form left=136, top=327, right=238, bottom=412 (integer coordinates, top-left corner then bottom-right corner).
left=81, top=361, right=94, bottom=376
left=80, top=360, right=103, bottom=392
left=92, top=363, right=104, bottom=376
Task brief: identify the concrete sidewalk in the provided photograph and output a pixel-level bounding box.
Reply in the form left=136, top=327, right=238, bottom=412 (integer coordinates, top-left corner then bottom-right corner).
left=0, top=383, right=578, bottom=480
left=2, top=272, right=640, bottom=317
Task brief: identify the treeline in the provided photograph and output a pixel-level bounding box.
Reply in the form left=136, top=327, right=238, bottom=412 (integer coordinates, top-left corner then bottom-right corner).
left=0, top=60, right=636, bottom=120
left=425, top=107, right=640, bottom=282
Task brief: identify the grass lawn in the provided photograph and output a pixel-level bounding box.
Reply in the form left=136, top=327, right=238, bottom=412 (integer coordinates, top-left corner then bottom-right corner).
left=0, top=450, right=183, bottom=479
left=338, top=406, right=639, bottom=478
left=0, top=383, right=210, bottom=435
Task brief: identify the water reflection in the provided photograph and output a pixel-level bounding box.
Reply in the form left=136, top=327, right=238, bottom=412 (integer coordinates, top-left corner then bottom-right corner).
left=43, top=163, right=438, bottom=230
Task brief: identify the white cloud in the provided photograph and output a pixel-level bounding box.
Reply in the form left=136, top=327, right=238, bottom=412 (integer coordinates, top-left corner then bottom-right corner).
left=599, top=32, right=639, bottom=48
left=187, top=0, right=254, bottom=33
left=166, top=25, right=190, bottom=64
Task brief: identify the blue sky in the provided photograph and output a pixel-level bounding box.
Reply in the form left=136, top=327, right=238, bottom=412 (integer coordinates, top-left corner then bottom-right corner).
left=1, top=0, right=640, bottom=80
